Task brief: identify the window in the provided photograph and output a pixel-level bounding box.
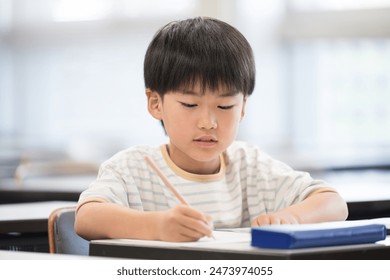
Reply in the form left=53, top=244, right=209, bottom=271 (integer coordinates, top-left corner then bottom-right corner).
left=289, top=0, right=390, bottom=11
left=280, top=0, right=390, bottom=168
left=0, top=0, right=198, bottom=161
left=1, top=0, right=389, bottom=168
left=289, top=40, right=390, bottom=164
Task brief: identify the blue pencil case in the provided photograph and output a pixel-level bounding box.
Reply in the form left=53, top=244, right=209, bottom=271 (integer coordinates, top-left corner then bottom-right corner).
left=251, top=223, right=387, bottom=249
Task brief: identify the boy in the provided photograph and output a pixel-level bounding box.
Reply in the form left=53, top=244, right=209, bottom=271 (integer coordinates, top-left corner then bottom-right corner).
left=75, top=17, right=348, bottom=242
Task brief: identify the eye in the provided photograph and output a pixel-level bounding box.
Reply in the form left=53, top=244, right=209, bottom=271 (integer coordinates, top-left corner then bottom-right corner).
left=218, top=105, right=234, bottom=110
left=180, top=102, right=197, bottom=108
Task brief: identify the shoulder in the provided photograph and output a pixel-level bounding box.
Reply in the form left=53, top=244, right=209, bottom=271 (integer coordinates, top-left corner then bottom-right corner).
left=100, top=144, right=161, bottom=170
left=112, top=144, right=160, bottom=158
left=226, top=141, right=291, bottom=173
left=227, top=141, right=261, bottom=153
left=226, top=141, right=270, bottom=162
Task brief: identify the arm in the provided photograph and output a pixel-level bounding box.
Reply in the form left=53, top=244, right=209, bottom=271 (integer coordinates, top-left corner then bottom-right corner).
left=251, top=189, right=348, bottom=226
left=74, top=201, right=213, bottom=242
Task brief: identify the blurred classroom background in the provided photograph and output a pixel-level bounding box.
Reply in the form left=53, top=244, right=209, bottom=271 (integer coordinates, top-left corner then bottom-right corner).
left=1, top=0, right=390, bottom=219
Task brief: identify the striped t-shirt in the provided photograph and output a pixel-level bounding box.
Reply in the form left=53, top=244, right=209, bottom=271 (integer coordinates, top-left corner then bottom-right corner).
left=78, top=141, right=329, bottom=228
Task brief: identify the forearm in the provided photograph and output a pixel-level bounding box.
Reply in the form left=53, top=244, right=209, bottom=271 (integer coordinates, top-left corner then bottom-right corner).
left=280, top=191, right=348, bottom=224
left=74, top=201, right=161, bottom=240
left=75, top=201, right=213, bottom=242
left=252, top=190, right=348, bottom=226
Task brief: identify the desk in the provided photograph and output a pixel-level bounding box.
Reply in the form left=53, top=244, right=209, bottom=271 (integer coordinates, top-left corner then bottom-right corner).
left=348, top=200, right=390, bottom=220
left=89, top=234, right=390, bottom=260
left=0, top=249, right=114, bottom=260
left=0, top=201, right=77, bottom=252
left=0, top=175, right=95, bottom=203
left=323, top=170, right=390, bottom=220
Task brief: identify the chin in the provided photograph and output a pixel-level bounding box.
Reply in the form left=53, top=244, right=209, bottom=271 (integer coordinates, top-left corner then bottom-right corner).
left=189, top=151, right=222, bottom=163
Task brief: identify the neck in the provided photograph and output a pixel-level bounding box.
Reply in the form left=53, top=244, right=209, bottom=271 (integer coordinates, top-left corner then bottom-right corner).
left=166, top=144, right=221, bottom=175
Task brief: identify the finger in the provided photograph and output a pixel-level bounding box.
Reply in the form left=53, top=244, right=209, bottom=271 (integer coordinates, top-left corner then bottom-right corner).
left=160, top=217, right=208, bottom=242
left=180, top=214, right=214, bottom=238
left=167, top=206, right=212, bottom=238
left=251, top=217, right=261, bottom=227
left=178, top=224, right=209, bottom=241
left=269, top=216, right=281, bottom=225
left=252, top=215, right=271, bottom=226
left=168, top=220, right=211, bottom=242
left=204, top=213, right=214, bottom=232
left=175, top=205, right=214, bottom=236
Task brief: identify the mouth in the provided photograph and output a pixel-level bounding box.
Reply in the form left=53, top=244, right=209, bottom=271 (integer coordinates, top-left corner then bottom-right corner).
left=193, top=136, right=218, bottom=143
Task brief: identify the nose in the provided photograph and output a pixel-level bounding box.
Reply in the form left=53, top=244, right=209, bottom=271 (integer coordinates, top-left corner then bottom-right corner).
left=198, top=108, right=217, bottom=130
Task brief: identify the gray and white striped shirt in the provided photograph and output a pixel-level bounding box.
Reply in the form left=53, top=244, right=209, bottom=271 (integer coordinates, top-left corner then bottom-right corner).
left=78, top=141, right=329, bottom=228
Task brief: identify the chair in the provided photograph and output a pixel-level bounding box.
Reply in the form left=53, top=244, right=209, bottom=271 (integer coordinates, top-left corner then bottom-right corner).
left=48, top=206, right=89, bottom=255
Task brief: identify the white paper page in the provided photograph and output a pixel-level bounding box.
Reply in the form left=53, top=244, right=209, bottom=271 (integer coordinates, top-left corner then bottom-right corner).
left=92, top=230, right=251, bottom=248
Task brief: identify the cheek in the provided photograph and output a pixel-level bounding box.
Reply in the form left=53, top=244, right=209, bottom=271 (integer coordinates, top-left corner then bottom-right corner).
left=220, top=111, right=243, bottom=136
left=221, top=110, right=243, bottom=125
left=164, top=114, right=190, bottom=136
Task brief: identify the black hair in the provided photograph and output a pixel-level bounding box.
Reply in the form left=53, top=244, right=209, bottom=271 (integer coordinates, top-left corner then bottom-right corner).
left=144, top=17, right=255, bottom=96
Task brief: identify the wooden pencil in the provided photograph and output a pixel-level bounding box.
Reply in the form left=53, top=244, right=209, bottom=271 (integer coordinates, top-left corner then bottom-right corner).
left=144, top=155, right=188, bottom=205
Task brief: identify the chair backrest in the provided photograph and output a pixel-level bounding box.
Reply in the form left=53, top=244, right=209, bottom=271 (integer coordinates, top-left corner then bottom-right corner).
left=48, top=206, right=89, bottom=255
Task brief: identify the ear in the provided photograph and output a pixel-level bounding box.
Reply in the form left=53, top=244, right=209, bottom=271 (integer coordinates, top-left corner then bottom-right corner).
left=240, top=96, right=247, bottom=122
left=146, top=89, right=163, bottom=120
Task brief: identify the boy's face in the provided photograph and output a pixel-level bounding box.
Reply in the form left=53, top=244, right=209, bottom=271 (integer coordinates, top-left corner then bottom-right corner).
left=147, top=83, right=246, bottom=174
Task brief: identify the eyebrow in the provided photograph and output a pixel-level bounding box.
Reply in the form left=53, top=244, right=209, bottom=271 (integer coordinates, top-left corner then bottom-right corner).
left=180, top=89, right=240, bottom=97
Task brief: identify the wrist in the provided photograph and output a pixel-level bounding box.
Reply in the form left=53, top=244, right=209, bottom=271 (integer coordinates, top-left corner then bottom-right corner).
left=144, top=211, right=165, bottom=240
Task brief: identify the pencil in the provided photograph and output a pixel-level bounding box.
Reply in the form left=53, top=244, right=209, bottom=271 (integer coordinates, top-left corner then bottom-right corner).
left=144, top=156, right=188, bottom=205
left=144, top=155, right=215, bottom=239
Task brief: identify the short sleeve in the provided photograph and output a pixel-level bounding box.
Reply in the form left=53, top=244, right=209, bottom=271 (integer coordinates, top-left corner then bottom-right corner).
left=78, top=162, right=130, bottom=207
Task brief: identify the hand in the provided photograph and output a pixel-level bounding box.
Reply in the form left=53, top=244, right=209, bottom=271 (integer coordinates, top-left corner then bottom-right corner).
left=251, top=212, right=300, bottom=227
left=156, top=205, right=213, bottom=242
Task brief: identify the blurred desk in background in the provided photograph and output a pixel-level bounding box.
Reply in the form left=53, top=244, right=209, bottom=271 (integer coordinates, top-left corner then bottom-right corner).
left=0, top=157, right=98, bottom=203
left=2, top=154, right=390, bottom=234
left=0, top=201, right=77, bottom=252
left=1, top=169, right=390, bottom=218
left=0, top=175, right=95, bottom=204
left=0, top=145, right=68, bottom=179
left=319, top=169, right=390, bottom=220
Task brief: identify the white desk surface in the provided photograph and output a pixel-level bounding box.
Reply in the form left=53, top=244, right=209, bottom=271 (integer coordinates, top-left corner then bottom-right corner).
left=91, top=220, right=390, bottom=259
left=0, top=249, right=113, bottom=260
left=0, top=201, right=77, bottom=222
